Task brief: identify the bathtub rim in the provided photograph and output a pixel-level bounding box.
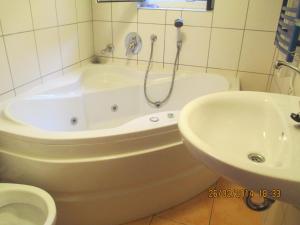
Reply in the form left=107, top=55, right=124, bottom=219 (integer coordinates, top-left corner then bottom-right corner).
left=0, top=64, right=237, bottom=144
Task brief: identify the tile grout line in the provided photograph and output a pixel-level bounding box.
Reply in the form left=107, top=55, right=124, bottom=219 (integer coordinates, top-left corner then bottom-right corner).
left=205, top=4, right=215, bottom=73
left=162, top=10, right=167, bottom=68
left=28, top=0, right=43, bottom=83
left=54, top=0, right=65, bottom=75
left=113, top=56, right=272, bottom=76
left=111, top=3, right=115, bottom=62
left=92, top=19, right=277, bottom=32
left=12, top=56, right=92, bottom=92
left=208, top=198, right=215, bottom=225
left=0, top=20, right=16, bottom=97
left=74, top=0, right=82, bottom=63
left=1, top=20, right=93, bottom=38
left=90, top=0, right=95, bottom=58
left=266, top=48, right=278, bottom=92
left=236, top=0, right=251, bottom=79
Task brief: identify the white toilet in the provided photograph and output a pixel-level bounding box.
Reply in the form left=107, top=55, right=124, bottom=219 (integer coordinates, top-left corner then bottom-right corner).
left=0, top=183, right=56, bottom=225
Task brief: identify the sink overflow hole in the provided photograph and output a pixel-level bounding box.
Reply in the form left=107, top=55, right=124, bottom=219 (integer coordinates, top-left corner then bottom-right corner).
left=248, top=153, right=265, bottom=163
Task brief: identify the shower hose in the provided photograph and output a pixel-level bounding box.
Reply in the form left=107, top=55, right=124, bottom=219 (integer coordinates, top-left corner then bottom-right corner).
left=144, top=36, right=182, bottom=108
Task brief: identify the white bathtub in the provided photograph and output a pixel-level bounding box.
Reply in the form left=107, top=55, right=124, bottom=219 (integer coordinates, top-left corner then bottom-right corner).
left=0, top=64, right=237, bottom=225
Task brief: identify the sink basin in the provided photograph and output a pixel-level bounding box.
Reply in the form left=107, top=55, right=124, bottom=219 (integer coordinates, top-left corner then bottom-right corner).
left=178, top=91, right=300, bottom=206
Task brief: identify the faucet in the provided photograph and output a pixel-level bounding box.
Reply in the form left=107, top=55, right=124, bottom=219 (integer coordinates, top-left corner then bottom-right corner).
left=274, top=60, right=300, bottom=123
left=126, top=36, right=138, bottom=56
left=125, top=33, right=142, bottom=56
left=274, top=60, right=300, bottom=74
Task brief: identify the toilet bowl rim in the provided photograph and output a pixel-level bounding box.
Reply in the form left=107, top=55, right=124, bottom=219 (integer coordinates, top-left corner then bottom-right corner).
left=0, top=183, right=56, bottom=225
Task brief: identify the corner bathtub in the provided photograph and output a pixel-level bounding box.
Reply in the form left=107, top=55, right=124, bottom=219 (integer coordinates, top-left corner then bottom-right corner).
left=0, top=64, right=237, bottom=225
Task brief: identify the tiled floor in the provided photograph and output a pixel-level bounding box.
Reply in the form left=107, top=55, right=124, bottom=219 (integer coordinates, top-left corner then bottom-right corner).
left=123, top=178, right=262, bottom=225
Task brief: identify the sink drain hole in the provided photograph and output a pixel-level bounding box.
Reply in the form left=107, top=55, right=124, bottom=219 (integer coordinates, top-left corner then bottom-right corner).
left=248, top=153, right=265, bottom=163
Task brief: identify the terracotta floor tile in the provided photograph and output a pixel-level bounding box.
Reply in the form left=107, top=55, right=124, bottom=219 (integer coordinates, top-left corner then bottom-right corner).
left=123, top=217, right=153, bottom=225
left=151, top=217, right=185, bottom=225
left=157, top=190, right=213, bottom=225
left=210, top=178, right=263, bottom=225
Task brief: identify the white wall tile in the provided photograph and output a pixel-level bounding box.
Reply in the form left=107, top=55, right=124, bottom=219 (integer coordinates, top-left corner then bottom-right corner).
left=212, top=0, right=248, bottom=29
left=246, top=0, right=282, bottom=31
left=76, top=0, right=92, bottom=22
left=30, top=0, right=57, bottom=29
left=166, top=10, right=181, bottom=25
left=239, top=31, right=276, bottom=74
left=179, top=26, right=211, bottom=66
left=35, top=28, right=62, bottom=76
left=4, top=32, right=40, bottom=87
left=112, top=22, right=137, bottom=59
left=59, top=24, right=80, bottom=67
left=138, top=9, right=165, bottom=24
left=208, top=28, right=243, bottom=70
left=92, top=1, right=111, bottom=21
left=138, top=24, right=165, bottom=62
left=93, top=21, right=112, bottom=56
left=0, top=0, right=33, bottom=34
left=112, top=3, right=137, bottom=22
left=207, top=68, right=238, bottom=88
left=78, top=22, right=94, bottom=60
left=56, top=0, right=77, bottom=25
left=182, top=11, right=212, bottom=27
left=238, top=72, right=269, bottom=91
left=0, top=38, right=13, bottom=93
left=164, top=25, right=178, bottom=64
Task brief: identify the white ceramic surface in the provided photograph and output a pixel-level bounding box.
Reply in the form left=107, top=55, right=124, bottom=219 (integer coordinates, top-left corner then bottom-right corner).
left=0, top=183, right=56, bottom=225
left=0, top=64, right=237, bottom=225
left=179, top=91, right=300, bottom=207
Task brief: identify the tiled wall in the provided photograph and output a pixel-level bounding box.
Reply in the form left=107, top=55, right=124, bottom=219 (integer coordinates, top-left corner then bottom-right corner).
left=92, top=0, right=283, bottom=92
left=268, top=0, right=300, bottom=97
left=0, top=0, right=94, bottom=100
left=1, top=0, right=298, bottom=99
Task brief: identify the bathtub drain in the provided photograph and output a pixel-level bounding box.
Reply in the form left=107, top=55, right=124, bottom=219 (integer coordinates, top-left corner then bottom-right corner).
left=70, top=117, right=78, bottom=126
left=111, top=104, right=118, bottom=112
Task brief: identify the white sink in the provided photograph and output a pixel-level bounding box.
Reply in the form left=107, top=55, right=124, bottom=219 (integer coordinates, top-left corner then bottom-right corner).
left=178, top=91, right=300, bottom=206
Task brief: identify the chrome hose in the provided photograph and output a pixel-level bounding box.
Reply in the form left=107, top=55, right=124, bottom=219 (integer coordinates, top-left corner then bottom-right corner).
left=144, top=36, right=182, bottom=108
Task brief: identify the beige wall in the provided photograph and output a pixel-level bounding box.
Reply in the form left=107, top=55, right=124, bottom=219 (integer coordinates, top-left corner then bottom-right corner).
left=1, top=0, right=299, bottom=99
left=93, top=0, right=282, bottom=92
left=0, top=0, right=94, bottom=100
